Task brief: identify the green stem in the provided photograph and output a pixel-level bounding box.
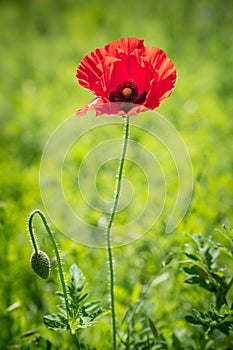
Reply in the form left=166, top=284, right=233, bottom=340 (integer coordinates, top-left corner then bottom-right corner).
left=71, top=332, right=81, bottom=350
left=28, top=213, right=39, bottom=254
left=28, top=209, right=70, bottom=320
left=106, top=115, right=130, bottom=350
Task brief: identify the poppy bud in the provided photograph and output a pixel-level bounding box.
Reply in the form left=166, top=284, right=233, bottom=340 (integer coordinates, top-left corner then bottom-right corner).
left=30, top=250, right=51, bottom=279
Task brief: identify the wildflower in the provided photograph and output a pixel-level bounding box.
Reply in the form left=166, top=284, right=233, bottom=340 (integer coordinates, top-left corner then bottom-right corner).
left=76, top=38, right=176, bottom=116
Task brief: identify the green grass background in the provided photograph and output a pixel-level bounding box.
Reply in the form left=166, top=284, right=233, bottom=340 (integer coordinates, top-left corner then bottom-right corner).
left=0, top=0, right=233, bottom=348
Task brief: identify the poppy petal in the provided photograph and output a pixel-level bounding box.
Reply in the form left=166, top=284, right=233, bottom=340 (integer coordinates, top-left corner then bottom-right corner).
left=76, top=97, right=107, bottom=116
left=104, top=38, right=144, bottom=56
left=76, top=99, right=149, bottom=117
left=76, top=38, right=176, bottom=116
left=145, top=78, right=175, bottom=109
left=77, top=48, right=107, bottom=95
left=144, top=47, right=176, bottom=82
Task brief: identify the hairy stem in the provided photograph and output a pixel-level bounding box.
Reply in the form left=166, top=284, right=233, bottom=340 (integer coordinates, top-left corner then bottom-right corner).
left=28, top=212, right=39, bottom=254
left=28, top=210, right=70, bottom=319
left=28, top=210, right=82, bottom=349
left=105, top=115, right=130, bottom=350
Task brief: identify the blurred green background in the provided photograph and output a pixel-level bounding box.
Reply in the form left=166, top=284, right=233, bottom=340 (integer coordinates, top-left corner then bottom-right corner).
left=0, top=0, right=232, bottom=348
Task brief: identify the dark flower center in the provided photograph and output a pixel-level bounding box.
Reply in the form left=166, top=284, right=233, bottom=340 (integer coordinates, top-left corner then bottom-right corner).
left=109, top=81, right=147, bottom=104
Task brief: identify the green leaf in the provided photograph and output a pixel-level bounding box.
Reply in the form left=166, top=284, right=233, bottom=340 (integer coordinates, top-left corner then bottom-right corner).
left=56, top=291, right=65, bottom=299
left=209, top=245, right=220, bottom=261
left=191, top=233, right=204, bottom=248
left=78, top=292, right=90, bottom=304
left=70, top=264, right=85, bottom=289
left=56, top=303, right=67, bottom=315
left=82, top=300, right=101, bottom=312
left=183, top=252, right=200, bottom=261
left=43, top=263, right=108, bottom=336
left=184, top=276, right=202, bottom=284
left=183, top=265, right=200, bottom=275
left=122, top=299, right=142, bottom=324
left=172, top=332, right=185, bottom=350
left=185, top=315, right=203, bottom=325
left=90, top=307, right=109, bottom=321
left=185, top=303, right=233, bottom=337
left=192, top=308, right=208, bottom=323
left=218, top=320, right=233, bottom=335
left=43, top=313, right=68, bottom=330
left=162, top=249, right=176, bottom=267
left=148, top=318, right=158, bottom=338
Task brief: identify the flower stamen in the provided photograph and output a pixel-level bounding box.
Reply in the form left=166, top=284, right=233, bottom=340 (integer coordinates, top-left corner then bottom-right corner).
left=122, top=87, right=133, bottom=97
left=109, top=80, right=146, bottom=105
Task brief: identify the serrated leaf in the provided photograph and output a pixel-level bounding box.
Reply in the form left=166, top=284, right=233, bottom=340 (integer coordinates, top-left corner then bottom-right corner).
left=209, top=303, right=221, bottom=317
left=185, top=315, right=203, bottom=325
left=69, top=317, right=90, bottom=332
left=183, top=252, right=200, bottom=261
left=192, top=308, right=206, bottom=321
left=193, top=265, right=209, bottom=277
left=222, top=224, right=233, bottom=238
left=191, top=233, right=204, bottom=248
left=183, top=266, right=199, bottom=275
left=70, top=264, right=85, bottom=289
left=219, top=245, right=233, bottom=258
left=78, top=292, right=89, bottom=304
left=209, top=245, right=220, bottom=261
left=204, top=249, right=214, bottom=270
left=56, top=291, right=65, bottom=299
left=43, top=313, right=68, bottom=330
left=91, top=307, right=108, bottom=321
left=82, top=300, right=101, bottom=312
left=56, top=303, right=67, bottom=315
left=184, top=276, right=200, bottom=284
left=44, top=264, right=107, bottom=335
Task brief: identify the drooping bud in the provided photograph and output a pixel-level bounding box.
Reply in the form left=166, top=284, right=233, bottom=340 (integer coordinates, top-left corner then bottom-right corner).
left=30, top=250, right=51, bottom=279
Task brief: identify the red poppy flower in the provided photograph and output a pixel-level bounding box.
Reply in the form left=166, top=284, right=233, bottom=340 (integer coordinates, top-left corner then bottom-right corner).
left=76, top=38, right=176, bottom=116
